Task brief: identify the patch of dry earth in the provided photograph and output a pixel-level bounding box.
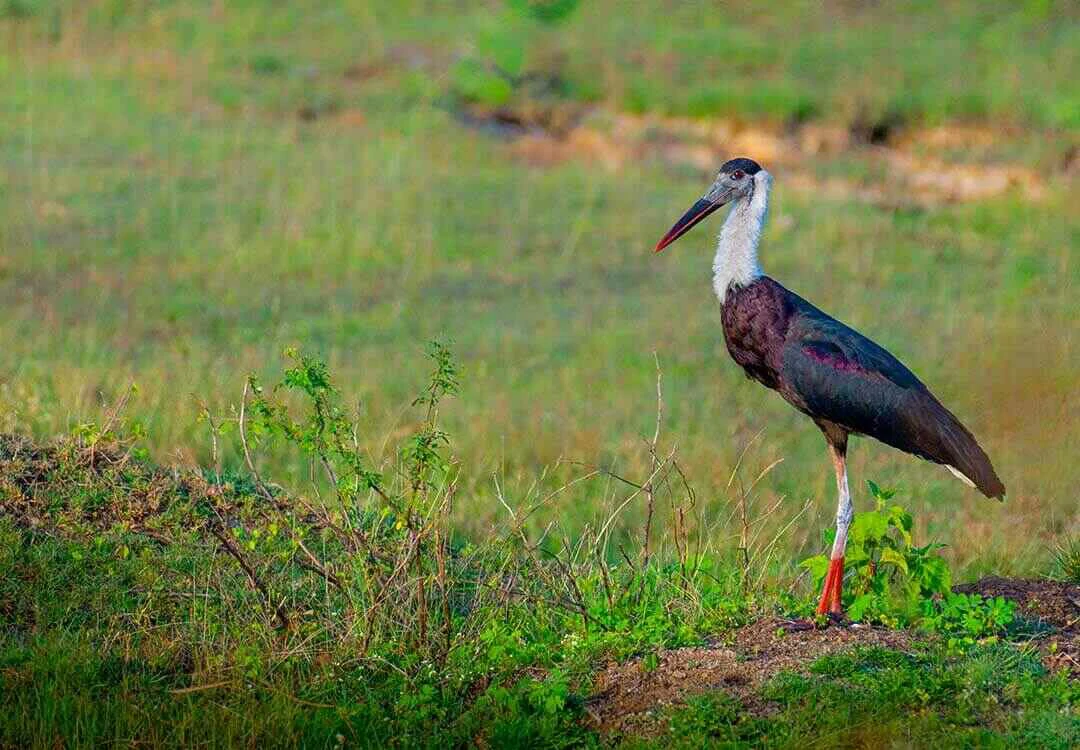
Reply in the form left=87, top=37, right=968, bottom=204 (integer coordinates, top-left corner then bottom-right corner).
left=587, top=618, right=917, bottom=735
left=504, top=111, right=1059, bottom=206
left=587, top=577, right=1080, bottom=735
left=955, top=576, right=1080, bottom=677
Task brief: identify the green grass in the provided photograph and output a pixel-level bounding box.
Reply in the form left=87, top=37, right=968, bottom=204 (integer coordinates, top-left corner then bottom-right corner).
left=2, top=422, right=1078, bottom=746
left=3, top=1, right=1079, bottom=126
left=3, top=0, right=1077, bottom=579
left=649, top=647, right=1078, bottom=749
left=1, top=426, right=1076, bottom=748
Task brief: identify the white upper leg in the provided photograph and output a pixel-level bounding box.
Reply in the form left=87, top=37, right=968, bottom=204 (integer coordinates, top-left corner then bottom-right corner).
left=830, top=453, right=852, bottom=559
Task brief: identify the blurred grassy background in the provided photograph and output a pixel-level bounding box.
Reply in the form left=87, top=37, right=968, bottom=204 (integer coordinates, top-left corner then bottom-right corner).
left=1, top=0, right=1077, bottom=577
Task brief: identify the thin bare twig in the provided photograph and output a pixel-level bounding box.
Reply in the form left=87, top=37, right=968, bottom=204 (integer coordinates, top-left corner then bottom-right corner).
left=98, top=383, right=134, bottom=441
left=209, top=525, right=289, bottom=630
left=169, top=680, right=232, bottom=695
left=641, top=352, right=663, bottom=570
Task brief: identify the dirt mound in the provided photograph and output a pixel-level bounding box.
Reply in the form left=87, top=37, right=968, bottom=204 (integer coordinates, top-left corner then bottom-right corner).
left=586, top=618, right=917, bottom=735
left=954, top=576, right=1080, bottom=633
left=954, top=576, right=1080, bottom=677
left=587, top=577, right=1080, bottom=735
left=0, top=433, right=268, bottom=541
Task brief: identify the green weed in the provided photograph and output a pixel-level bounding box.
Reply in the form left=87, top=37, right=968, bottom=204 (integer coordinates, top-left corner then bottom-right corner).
left=801, top=481, right=1016, bottom=638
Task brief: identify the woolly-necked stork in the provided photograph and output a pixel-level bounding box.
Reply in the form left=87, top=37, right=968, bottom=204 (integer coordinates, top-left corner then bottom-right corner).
left=655, top=157, right=1004, bottom=615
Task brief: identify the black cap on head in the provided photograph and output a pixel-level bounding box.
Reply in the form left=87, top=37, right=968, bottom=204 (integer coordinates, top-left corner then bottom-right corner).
left=720, top=157, right=762, bottom=175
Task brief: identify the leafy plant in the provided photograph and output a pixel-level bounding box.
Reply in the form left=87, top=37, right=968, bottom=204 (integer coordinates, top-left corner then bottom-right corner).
left=801, top=481, right=950, bottom=624
left=449, top=0, right=580, bottom=111
left=248, top=347, right=386, bottom=508
left=450, top=57, right=515, bottom=108
left=800, top=482, right=1014, bottom=638
left=507, top=0, right=580, bottom=24
left=921, top=592, right=1016, bottom=645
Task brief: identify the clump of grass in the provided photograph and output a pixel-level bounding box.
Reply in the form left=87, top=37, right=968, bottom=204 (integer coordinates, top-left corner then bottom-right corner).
left=1051, top=536, right=1080, bottom=584
left=446, top=0, right=589, bottom=136
left=1, top=0, right=36, bottom=20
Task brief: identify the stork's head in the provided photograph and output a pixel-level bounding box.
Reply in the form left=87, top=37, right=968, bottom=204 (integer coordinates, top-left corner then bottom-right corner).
left=655, top=157, right=765, bottom=252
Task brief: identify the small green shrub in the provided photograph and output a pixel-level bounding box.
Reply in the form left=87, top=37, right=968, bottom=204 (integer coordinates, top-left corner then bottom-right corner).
left=450, top=58, right=515, bottom=108
left=921, top=592, right=1016, bottom=646
left=506, top=0, right=580, bottom=24
left=248, top=53, right=287, bottom=76
left=801, top=481, right=948, bottom=624
left=1, top=0, right=37, bottom=20
left=800, top=482, right=1015, bottom=638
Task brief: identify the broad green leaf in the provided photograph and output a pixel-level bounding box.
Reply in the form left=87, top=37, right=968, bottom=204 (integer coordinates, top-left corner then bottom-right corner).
left=880, top=547, right=909, bottom=574
left=478, top=24, right=527, bottom=77
left=451, top=59, right=514, bottom=106
left=867, top=479, right=896, bottom=501
left=800, top=554, right=830, bottom=586
left=920, top=557, right=952, bottom=595
left=850, top=510, right=888, bottom=544
left=848, top=593, right=876, bottom=621
left=846, top=545, right=870, bottom=566
left=889, top=505, right=913, bottom=531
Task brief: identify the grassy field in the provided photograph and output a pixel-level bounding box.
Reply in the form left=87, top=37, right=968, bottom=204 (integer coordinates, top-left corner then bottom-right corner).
left=0, top=1, right=1078, bottom=745
left=3, top=0, right=1077, bottom=575
left=1, top=421, right=1077, bottom=747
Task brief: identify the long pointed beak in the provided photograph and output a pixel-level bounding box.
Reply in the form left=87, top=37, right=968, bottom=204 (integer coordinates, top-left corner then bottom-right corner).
left=654, top=197, right=726, bottom=252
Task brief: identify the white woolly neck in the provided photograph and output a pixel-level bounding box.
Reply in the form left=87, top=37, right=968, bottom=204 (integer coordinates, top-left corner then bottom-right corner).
left=713, top=169, right=771, bottom=301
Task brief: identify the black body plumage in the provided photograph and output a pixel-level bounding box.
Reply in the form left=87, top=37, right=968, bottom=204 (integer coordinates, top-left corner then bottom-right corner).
left=721, top=276, right=1005, bottom=499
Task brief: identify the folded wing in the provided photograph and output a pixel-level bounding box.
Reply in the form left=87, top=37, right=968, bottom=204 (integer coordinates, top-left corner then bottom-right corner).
left=779, top=304, right=1005, bottom=499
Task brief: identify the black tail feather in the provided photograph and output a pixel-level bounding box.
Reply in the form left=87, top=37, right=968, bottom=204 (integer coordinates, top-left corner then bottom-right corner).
left=918, top=395, right=1005, bottom=500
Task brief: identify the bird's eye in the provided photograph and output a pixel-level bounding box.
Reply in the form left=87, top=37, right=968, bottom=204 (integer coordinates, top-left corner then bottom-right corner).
left=731, top=170, right=745, bottom=180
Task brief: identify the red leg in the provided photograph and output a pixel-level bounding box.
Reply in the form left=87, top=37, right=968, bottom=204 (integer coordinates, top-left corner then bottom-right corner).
left=815, top=438, right=851, bottom=617
left=815, top=556, right=845, bottom=615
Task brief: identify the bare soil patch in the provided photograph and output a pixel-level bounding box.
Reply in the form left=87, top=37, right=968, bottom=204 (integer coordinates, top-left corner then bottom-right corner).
left=586, top=617, right=917, bottom=736
left=955, top=576, right=1080, bottom=633
left=494, top=108, right=1059, bottom=206
left=587, top=577, right=1080, bottom=735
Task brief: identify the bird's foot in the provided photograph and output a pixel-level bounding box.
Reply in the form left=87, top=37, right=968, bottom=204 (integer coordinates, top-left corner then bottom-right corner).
left=777, top=611, right=849, bottom=633
left=775, top=618, right=818, bottom=632
left=821, top=611, right=850, bottom=627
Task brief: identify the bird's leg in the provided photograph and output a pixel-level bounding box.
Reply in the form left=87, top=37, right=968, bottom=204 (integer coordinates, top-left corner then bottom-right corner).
left=816, top=441, right=851, bottom=615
